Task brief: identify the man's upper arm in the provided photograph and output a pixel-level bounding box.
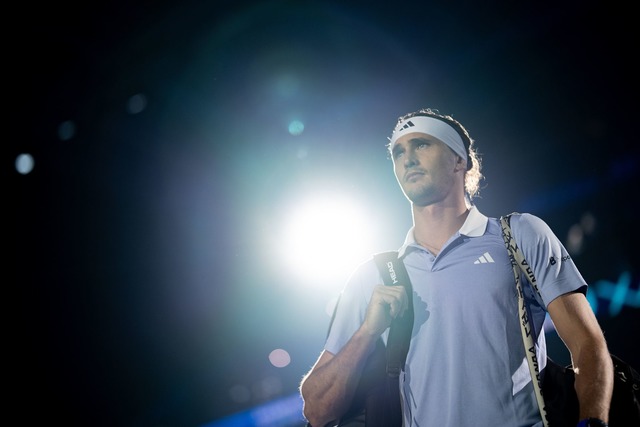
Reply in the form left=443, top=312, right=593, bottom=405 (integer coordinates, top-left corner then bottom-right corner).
left=547, top=291, right=604, bottom=354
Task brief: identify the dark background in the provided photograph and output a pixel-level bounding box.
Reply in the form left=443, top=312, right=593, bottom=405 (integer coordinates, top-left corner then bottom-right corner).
left=8, top=1, right=639, bottom=426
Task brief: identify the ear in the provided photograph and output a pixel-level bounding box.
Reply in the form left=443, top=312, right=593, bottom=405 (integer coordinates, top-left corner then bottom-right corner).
left=454, top=155, right=467, bottom=172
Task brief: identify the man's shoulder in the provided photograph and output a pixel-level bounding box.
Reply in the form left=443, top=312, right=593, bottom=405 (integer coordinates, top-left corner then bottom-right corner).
left=347, top=255, right=384, bottom=282
left=504, top=212, right=551, bottom=232
left=500, top=212, right=559, bottom=249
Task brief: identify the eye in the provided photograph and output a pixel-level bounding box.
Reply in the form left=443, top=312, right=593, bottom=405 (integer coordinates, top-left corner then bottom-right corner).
left=417, top=141, right=428, bottom=149
left=392, top=149, right=404, bottom=160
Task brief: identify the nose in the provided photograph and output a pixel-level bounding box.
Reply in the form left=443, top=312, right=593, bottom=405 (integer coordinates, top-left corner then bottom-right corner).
left=404, top=148, right=418, bottom=168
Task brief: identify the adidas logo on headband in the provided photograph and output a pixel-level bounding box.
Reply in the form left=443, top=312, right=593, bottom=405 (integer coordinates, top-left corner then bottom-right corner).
left=399, top=120, right=415, bottom=131
left=390, top=117, right=468, bottom=165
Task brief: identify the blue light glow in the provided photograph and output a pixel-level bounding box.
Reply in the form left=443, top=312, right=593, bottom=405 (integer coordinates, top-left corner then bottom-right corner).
left=587, top=271, right=640, bottom=317
left=201, top=393, right=305, bottom=427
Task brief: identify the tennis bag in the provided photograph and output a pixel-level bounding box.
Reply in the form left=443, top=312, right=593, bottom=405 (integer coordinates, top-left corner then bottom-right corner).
left=542, top=353, right=640, bottom=427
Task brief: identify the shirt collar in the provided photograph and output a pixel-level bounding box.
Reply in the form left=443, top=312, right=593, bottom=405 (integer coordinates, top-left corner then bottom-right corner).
left=398, top=206, right=488, bottom=257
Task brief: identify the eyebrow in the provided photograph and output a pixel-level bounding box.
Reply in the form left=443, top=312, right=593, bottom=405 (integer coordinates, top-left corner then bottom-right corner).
left=392, top=135, right=437, bottom=158
left=407, top=136, right=434, bottom=144
left=396, top=136, right=433, bottom=150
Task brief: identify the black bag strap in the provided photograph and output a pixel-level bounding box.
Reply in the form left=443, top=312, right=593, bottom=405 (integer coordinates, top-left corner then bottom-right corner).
left=373, top=251, right=414, bottom=377
left=314, top=252, right=411, bottom=427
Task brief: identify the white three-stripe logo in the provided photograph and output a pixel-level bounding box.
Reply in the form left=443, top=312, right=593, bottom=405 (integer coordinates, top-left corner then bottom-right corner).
left=400, top=120, right=415, bottom=131
left=474, top=252, right=495, bottom=264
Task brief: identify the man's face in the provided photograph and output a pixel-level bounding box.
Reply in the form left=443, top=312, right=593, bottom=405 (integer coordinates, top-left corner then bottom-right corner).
left=391, top=132, right=461, bottom=207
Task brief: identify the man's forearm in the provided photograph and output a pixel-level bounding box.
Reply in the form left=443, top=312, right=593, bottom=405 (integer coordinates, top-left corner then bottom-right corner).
left=573, top=343, right=614, bottom=422
left=300, top=328, right=379, bottom=427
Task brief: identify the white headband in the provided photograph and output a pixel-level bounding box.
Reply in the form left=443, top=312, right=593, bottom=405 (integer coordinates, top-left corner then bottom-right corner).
left=389, top=116, right=467, bottom=162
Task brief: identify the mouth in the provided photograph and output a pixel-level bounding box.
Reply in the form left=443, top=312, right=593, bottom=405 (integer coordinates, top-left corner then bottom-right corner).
left=404, top=170, right=425, bottom=182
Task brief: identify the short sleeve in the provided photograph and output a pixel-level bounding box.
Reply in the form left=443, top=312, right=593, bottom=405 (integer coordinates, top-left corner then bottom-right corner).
left=324, top=259, right=384, bottom=354
left=509, top=213, right=587, bottom=308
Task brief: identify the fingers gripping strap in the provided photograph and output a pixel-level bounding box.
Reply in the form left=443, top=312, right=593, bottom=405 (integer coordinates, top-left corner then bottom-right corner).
left=373, top=251, right=414, bottom=377
left=500, top=214, right=550, bottom=427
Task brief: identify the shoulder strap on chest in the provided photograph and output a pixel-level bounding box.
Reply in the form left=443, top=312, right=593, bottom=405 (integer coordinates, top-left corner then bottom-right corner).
left=499, top=213, right=550, bottom=427
left=373, top=251, right=414, bottom=377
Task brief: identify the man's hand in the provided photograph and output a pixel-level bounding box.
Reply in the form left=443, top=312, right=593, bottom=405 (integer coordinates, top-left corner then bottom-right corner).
left=361, top=285, right=409, bottom=337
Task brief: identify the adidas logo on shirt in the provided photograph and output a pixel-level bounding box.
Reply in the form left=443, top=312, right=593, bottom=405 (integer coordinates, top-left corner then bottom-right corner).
left=474, top=252, right=495, bottom=264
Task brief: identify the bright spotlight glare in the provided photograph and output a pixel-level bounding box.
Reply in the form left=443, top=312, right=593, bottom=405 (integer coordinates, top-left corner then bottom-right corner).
left=282, top=195, right=374, bottom=287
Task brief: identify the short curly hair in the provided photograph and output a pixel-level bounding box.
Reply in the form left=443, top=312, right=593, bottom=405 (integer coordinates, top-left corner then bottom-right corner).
left=387, top=108, right=484, bottom=201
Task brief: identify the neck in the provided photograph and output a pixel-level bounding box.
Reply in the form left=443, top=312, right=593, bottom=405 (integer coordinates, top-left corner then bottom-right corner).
left=412, top=201, right=470, bottom=254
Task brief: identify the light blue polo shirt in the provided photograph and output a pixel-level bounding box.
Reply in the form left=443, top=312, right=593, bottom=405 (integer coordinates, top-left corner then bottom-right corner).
left=325, top=207, right=587, bottom=427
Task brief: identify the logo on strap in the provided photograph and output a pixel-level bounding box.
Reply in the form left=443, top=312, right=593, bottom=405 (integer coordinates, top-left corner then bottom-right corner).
left=387, top=261, right=398, bottom=284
